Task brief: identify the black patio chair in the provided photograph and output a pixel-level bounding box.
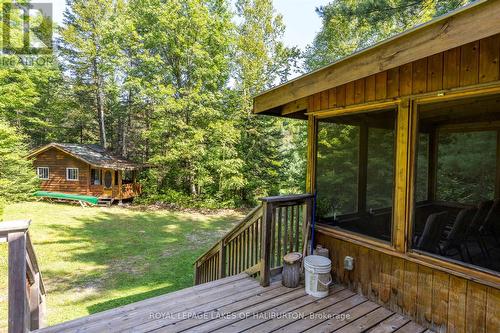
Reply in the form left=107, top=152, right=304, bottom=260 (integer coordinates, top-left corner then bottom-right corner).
left=481, top=198, right=500, bottom=246
left=415, top=211, right=448, bottom=254
left=440, top=207, right=477, bottom=262
left=465, top=200, right=493, bottom=261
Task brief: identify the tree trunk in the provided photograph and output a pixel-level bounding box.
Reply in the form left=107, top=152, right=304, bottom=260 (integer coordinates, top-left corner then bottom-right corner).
left=121, top=89, right=132, bottom=157
left=93, top=58, right=106, bottom=148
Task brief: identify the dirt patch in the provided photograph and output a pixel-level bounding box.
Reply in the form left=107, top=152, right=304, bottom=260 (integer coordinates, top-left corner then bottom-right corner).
left=126, top=203, right=250, bottom=216
left=107, top=255, right=147, bottom=276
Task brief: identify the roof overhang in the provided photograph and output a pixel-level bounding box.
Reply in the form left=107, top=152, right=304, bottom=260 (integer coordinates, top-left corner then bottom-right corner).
left=28, top=143, right=143, bottom=171
left=253, top=0, right=500, bottom=116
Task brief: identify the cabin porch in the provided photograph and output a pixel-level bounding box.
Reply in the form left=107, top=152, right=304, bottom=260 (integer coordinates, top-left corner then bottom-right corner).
left=88, top=168, right=142, bottom=201
left=35, top=273, right=429, bottom=333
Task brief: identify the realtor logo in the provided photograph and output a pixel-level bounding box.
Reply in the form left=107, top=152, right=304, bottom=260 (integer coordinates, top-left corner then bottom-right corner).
left=1, top=2, right=53, bottom=55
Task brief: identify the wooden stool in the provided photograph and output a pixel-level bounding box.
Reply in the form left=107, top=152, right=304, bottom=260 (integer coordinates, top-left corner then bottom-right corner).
left=282, top=252, right=302, bottom=288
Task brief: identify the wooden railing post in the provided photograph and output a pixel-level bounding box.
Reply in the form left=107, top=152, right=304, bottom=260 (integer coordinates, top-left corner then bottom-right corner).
left=8, top=231, right=28, bottom=333
left=218, top=240, right=226, bottom=279
left=260, top=201, right=273, bottom=287
left=29, top=272, right=41, bottom=330
left=302, top=196, right=314, bottom=257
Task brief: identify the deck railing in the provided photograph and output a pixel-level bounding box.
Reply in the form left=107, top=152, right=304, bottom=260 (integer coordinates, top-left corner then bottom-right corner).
left=194, top=194, right=313, bottom=286
left=1, top=220, right=46, bottom=333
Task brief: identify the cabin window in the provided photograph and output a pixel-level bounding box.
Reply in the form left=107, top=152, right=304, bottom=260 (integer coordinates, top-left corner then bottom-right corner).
left=412, top=94, right=500, bottom=274
left=66, top=168, right=79, bottom=181
left=316, top=109, right=396, bottom=242
left=114, top=170, right=119, bottom=185
left=91, top=169, right=100, bottom=185
left=37, top=167, right=49, bottom=180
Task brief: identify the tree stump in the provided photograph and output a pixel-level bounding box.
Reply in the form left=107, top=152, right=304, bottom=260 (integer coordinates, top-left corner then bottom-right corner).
left=282, top=252, right=302, bottom=288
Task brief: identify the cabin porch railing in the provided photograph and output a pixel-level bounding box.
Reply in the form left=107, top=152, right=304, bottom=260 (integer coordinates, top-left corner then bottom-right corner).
left=121, top=183, right=141, bottom=197
left=0, top=220, right=46, bottom=333
left=194, top=194, right=313, bottom=287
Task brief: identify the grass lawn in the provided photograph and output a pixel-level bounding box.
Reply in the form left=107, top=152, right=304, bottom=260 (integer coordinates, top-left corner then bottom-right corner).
left=0, top=202, right=241, bottom=330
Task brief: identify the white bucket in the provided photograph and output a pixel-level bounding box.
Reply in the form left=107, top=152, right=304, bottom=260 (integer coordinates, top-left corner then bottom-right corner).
left=304, top=255, right=332, bottom=298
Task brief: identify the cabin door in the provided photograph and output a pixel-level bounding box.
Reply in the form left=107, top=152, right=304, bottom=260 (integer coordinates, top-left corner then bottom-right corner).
left=103, top=169, right=113, bottom=197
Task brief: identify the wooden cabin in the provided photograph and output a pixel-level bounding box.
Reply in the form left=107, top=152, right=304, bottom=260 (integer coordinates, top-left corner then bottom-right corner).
left=28, top=143, right=142, bottom=203
left=252, top=1, right=500, bottom=332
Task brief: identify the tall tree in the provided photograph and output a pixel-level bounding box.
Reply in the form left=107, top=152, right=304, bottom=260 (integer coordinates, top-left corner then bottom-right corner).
left=59, top=0, right=123, bottom=147
left=233, top=0, right=301, bottom=203
left=304, top=0, right=472, bottom=71
left=129, top=0, right=237, bottom=198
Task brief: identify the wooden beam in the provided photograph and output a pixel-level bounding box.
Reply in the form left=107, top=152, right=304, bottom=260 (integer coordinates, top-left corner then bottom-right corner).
left=254, top=0, right=500, bottom=113
left=8, top=231, right=28, bottom=333
left=393, top=99, right=411, bottom=252
left=281, top=97, right=309, bottom=115
left=358, top=125, right=368, bottom=212
left=0, top=220, right=30, bottom=239
left=306, top=115, right=317, bottom=193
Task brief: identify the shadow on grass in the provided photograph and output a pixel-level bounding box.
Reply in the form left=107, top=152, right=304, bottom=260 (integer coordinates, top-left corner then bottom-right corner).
left=42, top=208, right=239, bottom=315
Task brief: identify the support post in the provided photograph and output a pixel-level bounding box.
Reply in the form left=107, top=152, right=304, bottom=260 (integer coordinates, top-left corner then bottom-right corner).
left=302, top=197, right=314, bottom=258
left=218, top=240, right=226, bottom=279
left=118, top=170, right=123, bottom=200
left=29, top=272, right=40, bottom=330
left=394, top=99, right=412, bottom=253
left=306, top=115, right=318, bottom=193
left=260, top=201, right=273, bottom=287
left=8, top=231, right=28, bottom=333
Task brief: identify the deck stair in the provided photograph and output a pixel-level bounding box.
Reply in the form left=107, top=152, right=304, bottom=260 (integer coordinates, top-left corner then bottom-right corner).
left=194, top=194, right=314, bottom=286
left=97, top=198, right=114, bottom=207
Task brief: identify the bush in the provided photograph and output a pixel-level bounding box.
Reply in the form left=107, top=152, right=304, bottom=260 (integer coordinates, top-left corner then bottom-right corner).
left=0, top=119, right=38, bottom=219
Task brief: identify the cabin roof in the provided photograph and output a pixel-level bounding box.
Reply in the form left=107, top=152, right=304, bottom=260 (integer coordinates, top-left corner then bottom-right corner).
left=28, top=143, right=143, bottom=170
left=253, top=0, right=500, bottom=115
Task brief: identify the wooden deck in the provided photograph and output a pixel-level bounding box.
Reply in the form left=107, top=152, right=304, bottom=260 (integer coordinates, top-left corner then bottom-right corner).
left=36, top=273, right=430, bottom=333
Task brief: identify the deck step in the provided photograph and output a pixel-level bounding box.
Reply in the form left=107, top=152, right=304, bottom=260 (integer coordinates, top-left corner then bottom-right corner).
left=97, top=198, right=114, bottom=207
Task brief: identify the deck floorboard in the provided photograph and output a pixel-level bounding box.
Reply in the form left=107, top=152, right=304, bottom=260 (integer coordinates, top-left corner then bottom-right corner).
left=35, top=275, right=430, bottom=333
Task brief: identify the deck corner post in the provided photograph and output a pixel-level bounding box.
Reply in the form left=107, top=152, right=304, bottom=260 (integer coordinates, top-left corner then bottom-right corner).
left=8, top=231, right=28, bottom=333
left=260, top=201, right=273, bottom=287
left=302, top=197, right=314, bottom=254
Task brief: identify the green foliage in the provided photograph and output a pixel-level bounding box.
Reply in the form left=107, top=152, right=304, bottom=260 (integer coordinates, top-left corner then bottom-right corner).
left=2, top=0, right=472, bottom=210
left=436, top=131, right=496, bottom=203
left=233, top=0, right=301, bottom=204
left=0, top=118, right=38, bottom=218
left=304, top=0, right=472, bottom=71
left=316, top=122, right=359, bottom=217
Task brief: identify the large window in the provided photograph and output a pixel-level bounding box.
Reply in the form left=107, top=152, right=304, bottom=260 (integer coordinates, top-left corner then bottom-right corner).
left=316, top=109, right=396, bottom=242
left=412, top=94, right=500, bottom=274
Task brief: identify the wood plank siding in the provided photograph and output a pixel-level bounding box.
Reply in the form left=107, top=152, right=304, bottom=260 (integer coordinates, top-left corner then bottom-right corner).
left=33, top=147, right=91, bottom=194
left=316, top=233, right=500, bottom=333
left=253, top=0, right=500, bottom=113
left=307, top=33, right=500, bottom=114
left=304, top=33, right=500, bottom=333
